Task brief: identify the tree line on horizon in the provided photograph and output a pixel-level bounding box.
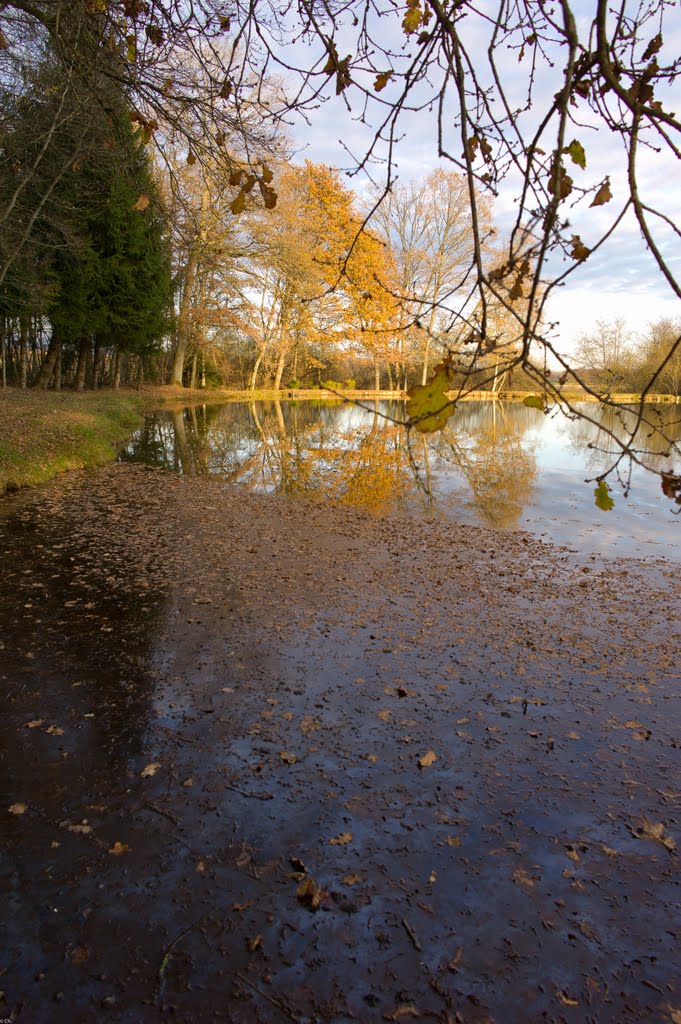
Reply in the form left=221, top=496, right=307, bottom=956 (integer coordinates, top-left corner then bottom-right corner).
left=1, top=2, right=679, bottom=435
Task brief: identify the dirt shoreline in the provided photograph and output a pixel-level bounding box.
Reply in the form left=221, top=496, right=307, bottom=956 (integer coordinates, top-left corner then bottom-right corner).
left=1, top=464, right=680, bottom=1023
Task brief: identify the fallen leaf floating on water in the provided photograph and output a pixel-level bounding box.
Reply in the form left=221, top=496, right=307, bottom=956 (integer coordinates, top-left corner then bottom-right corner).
left=247, top=934, right=262, bottom=953
left=108, top=841, right=130, bottom=856
left=279, top=751, right=297, bottom=765
left=630, top=818, right=676, bottom=851
left=25, top=719, right=44, bottom=729
left=9, top=802, right=27, bottom=815
left=342, top=873, right=362, bottom=885
left=418, top=750, right=437, bottom=768
left=556, top=990, right=580, bottom=1007
left=141, top=763, right=161, bottom=777
left=666, top=1007, right=681, bottom=1024
left=329, top=832, right=352, bottom=846
left=46, top=725, right=64, bottom=735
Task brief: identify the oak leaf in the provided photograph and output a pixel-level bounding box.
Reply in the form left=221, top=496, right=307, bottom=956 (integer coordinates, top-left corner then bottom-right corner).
left=374, top=71, right=393, bottom=91
left=590, top=179, right=612, bottom=207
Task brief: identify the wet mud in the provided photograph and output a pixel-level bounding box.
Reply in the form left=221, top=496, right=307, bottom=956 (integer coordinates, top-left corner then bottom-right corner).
left=1, top=464, right=679, bottom=1023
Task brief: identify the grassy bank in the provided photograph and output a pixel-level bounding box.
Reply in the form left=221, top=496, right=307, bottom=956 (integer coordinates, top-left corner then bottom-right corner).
left=0, top=389, right=144, bottom=496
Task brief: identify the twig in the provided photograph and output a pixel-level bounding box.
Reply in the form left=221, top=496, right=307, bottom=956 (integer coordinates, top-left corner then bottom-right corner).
left=157, top=914, right=208, bottom=994
left=402, top=917, right=422, bottom=952
left=235, top=972, right=299, bottom=1022
left=224, top=784, right=274, bottom=800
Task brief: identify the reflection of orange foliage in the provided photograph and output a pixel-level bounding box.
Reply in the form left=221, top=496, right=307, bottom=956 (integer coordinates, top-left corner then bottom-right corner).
left=332, top=428, right=415, bottom=514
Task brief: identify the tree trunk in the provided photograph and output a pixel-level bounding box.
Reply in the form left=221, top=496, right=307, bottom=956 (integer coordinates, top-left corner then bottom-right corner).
left=34, top=332, right=60, bottom=389
left=172, top=247, right=198, bottom=386
left=92, top=338, right=105, bottom=390
left=249, top=350, right=264, bottom=390
left=19, top=318, right=28, bottom=388
left=189, top=349, right=198, bottom=389
left=53, top=336, right=62, bottom=391
left=374, top=361, right=380, bottom=391
left=422, top=335, right=431, bottom=385
left=74, top=337, right=90, bottom=392
left=113, top=350, right=122, bottom=389
left=273, top=350, right=286, bottom=391
left=200, top=350, right=206, bottom=388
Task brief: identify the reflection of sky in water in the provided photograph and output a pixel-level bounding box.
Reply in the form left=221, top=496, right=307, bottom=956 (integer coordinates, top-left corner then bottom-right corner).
left=122, top=399, right=681, bottom=563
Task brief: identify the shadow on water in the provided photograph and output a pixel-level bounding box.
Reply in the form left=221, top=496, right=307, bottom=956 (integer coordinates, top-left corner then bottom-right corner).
left=121, top=398, right=681, bottom=558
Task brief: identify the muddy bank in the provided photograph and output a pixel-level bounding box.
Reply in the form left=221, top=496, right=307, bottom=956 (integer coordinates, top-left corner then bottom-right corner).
left=1, top=464, right=679, bottom=1023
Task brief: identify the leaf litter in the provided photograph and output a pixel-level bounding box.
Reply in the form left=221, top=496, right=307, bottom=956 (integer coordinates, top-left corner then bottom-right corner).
left=1, top=461, right=679, bottom=1023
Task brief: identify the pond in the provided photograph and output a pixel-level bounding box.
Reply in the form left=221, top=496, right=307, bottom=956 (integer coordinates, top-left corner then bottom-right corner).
left=121, top=398, right=681, bottom=561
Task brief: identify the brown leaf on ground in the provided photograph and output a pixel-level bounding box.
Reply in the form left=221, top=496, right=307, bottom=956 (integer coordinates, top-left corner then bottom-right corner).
left=296, top=876, right=326, bottom=910
left=631, top=818, right=676, bottom=851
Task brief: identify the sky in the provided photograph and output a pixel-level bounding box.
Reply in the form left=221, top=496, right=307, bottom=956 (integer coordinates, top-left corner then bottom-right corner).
left=266, top=0, right=681, bottom=358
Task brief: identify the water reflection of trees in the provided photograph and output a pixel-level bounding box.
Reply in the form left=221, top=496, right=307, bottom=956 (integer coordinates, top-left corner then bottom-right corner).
left=565, top=403, right=681, bottom=480
left=430, top=402, right=537, bottom=527
left=124, top=399, right=541, bottom=524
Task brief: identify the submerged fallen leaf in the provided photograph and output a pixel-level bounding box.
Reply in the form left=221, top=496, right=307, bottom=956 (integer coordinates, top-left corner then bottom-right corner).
left=141, top=763, right=161, bottom=778
left=247, top=934, right=262, bottom=952
left=342, top=873, right=361, bottom=885
left=108, top=841, right=130, bottom=856
left=70, top=945, right=90, bottom=965
left=62, top=820, right=92, bottom=834
left=513, top=868, right=537, bottom=890
left=447, top=946, right=463, bottom=971
left=418, top=750, right=437, bottom=768
left=329, top=832, right=352, bottom=846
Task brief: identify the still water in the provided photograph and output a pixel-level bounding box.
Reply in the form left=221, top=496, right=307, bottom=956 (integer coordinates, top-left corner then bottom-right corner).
left=121, top=398, right=681, bottom=560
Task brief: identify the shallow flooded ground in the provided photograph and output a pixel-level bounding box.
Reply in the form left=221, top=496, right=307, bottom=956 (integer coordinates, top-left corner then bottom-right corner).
left=1, top=463, right=680, bottom=1023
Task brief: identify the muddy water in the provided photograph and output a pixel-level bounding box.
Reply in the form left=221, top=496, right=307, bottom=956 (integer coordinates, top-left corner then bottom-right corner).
left=1, top=461, right=680, bottom=1022
left=122, top=398, right=681, bottom=560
